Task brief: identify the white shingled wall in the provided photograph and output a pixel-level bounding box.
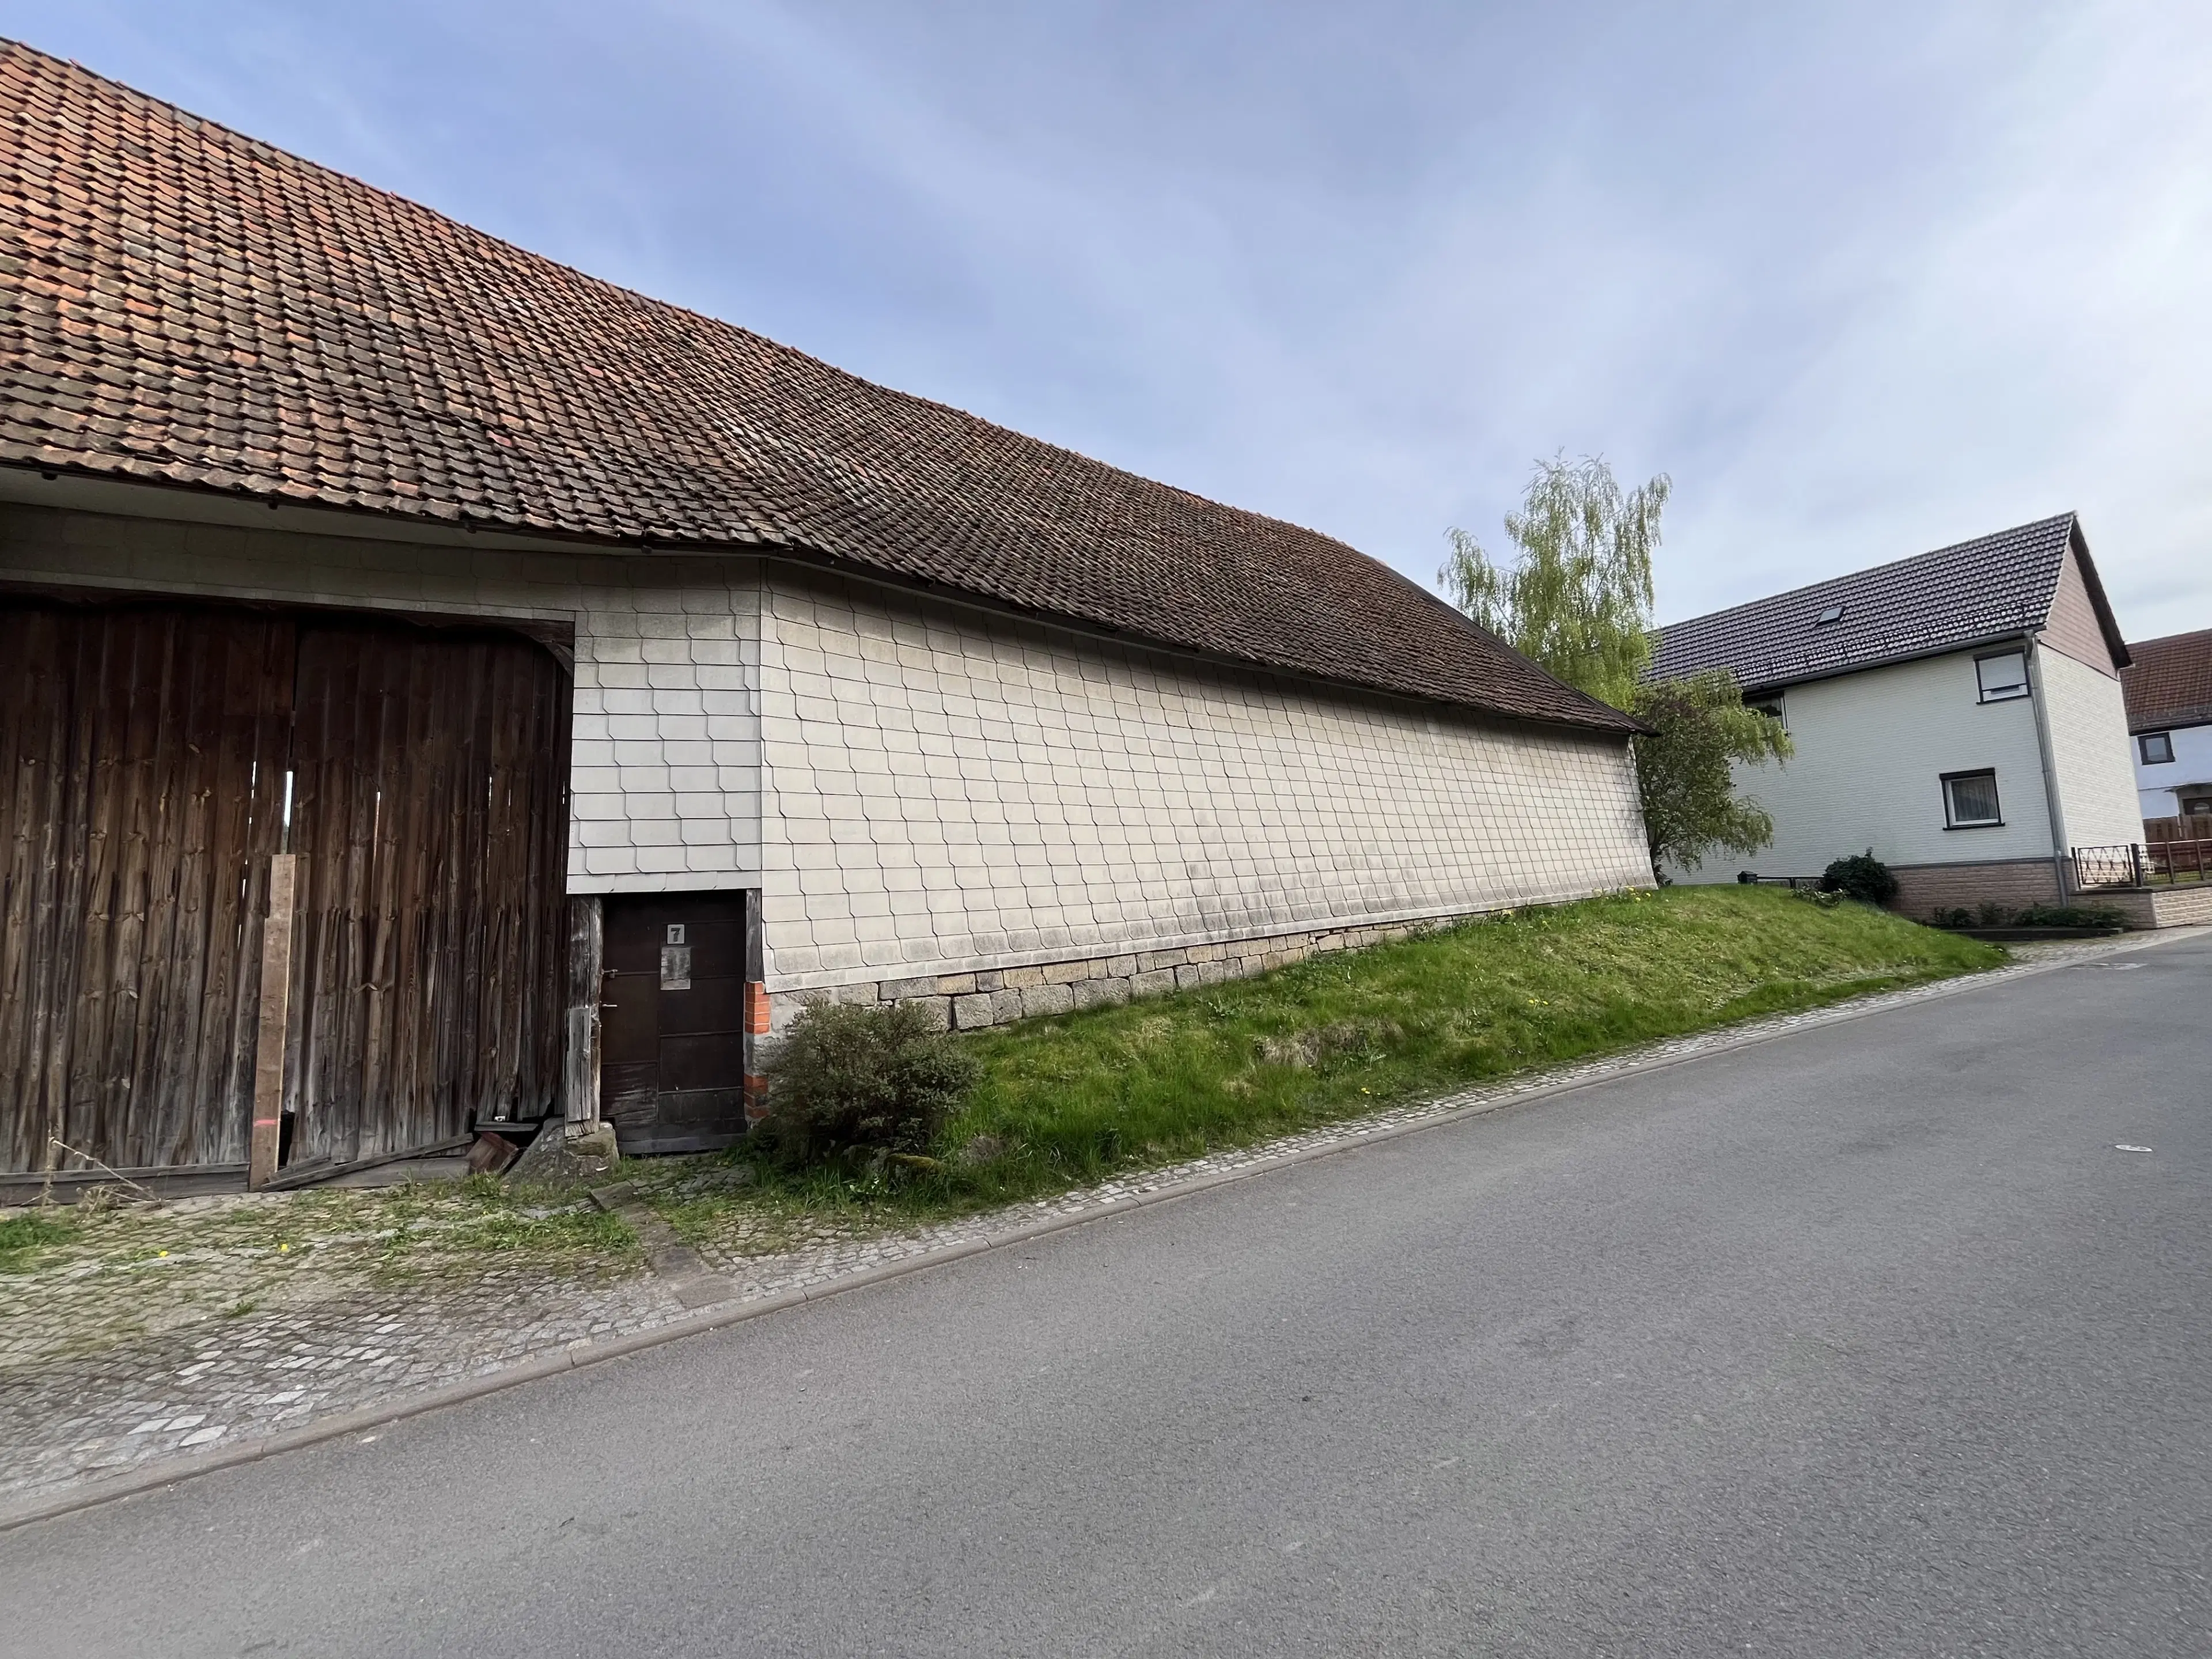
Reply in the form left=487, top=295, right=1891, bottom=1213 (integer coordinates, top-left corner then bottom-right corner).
left=2036, top=643, right=2146, bottom=852
left=756, top=569, right=1653, bottom=991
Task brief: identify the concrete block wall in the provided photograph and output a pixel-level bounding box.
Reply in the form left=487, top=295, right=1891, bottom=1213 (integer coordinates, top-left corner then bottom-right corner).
left=756, top=567, right=1654, bottom=996
left=0, top=498, right=764, bottom=895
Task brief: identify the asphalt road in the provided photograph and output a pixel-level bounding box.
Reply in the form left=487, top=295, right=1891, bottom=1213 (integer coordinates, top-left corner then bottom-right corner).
left=10, top=936, right=2210, bottom=1657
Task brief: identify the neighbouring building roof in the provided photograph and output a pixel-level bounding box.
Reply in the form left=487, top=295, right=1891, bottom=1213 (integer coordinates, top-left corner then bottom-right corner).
left=2122, top=627, right=2212, bottom=734
left=0, top=42, right=1635, bottom=737
left=1650, top=514, right=2130, bottom=693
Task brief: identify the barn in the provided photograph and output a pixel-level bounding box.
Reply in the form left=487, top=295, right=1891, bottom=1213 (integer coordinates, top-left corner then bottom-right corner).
left=0, top=42, right=1652, bottom=1192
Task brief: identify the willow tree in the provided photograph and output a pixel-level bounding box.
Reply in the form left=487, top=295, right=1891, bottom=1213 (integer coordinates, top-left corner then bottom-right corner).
left=1439, top=454, right=1669, bottom=712
left=1442, top=455, right=1790, bottom=878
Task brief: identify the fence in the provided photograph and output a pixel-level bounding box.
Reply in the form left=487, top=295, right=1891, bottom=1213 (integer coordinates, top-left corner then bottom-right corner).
left=2071, top=839, right=2211, bottom=891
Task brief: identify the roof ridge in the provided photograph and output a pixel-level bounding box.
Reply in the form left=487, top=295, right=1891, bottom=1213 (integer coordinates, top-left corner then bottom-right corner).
left=1660, top=512, right=2077, bottom=637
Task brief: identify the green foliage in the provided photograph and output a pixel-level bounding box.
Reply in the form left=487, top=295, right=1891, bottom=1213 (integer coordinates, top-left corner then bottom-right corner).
left=2013, top=903, right=2128, bottom=930
left=1821, top=852, right=1899, bottom=906
left=1440, top=454, right=1668, bottom=710
left=0, top=1210, right=74, bottom=1272
left=752, top=1001, right=980, bottom=1172
left=1630, top=669, right=1793, bottom=874
left=1792, top=887, right=1844, bottom=910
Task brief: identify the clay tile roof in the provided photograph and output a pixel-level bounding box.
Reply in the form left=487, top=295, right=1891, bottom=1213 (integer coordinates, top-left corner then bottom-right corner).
left=0, top=40, right=1634, bottom=736
left=2122, top=628, right=2212, bottom=733
left=1652, top=514, right=2094, bottom=693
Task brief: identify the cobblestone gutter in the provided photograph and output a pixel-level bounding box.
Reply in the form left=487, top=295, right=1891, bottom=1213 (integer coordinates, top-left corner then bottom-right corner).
left=0, top=933, right=2175, bottom=1519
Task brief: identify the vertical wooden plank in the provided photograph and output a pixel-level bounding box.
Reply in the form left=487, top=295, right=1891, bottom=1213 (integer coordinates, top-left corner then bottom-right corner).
left=58, top=613, right=126, bottom=1170
left=563, top=895, right=603, bottom=1125
left=0, top=608, right=71, bottom=1172
left=94, top=613, right=164, bottom=1166
left=131, top=612, right=195, bottom=1166
left=249, top=852, right=297, bottom=1188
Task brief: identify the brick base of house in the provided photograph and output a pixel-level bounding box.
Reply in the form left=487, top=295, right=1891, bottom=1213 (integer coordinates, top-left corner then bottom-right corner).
left=766, top=910, right=1487, bottom=1035
left=1887, top=857, right=2065, bottom=920
left=2096, top=884, right=2212, bottom=929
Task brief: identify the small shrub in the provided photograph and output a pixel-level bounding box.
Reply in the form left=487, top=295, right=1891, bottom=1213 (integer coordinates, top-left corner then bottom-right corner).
left=752, top=1002, right=979, bottom=1172
left=1821, top=851, right=1899, bottom=906
left=1976, top=901, right=2010, bottom=927
left=1929, top=907, right=1975, bottom=929
left=2013, top=903, right=2128, bottom=930
left=1791, top=887, right=1843, bottom=910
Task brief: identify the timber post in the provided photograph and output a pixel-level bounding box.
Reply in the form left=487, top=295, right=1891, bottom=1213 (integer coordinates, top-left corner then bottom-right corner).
left=248, top=852, right=297, bottom=1189
left=563, top=895, right=603, bottom=1126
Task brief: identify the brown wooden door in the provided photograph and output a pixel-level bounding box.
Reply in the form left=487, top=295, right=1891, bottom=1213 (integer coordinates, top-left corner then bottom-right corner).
left=0, top=599, right=570, bottom=1177
left=0, top=603, right=295, bottom=1175
left=600, top=892, right=751, bottom=1154
left=285, top=623, right=571, bottom=1168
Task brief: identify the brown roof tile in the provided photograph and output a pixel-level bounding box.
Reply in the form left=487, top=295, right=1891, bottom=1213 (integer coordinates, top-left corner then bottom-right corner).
left=2122, top=628, right=2212, bottom=733
left=0, top=41, right=1633, bottom=734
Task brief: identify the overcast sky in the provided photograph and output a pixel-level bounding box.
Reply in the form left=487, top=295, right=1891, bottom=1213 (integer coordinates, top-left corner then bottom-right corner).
left=9, top=1, right=2209, bottom=637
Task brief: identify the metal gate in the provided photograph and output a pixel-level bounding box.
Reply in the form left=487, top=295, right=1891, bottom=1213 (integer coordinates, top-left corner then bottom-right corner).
left=0, top=600, right=571, bottom=1177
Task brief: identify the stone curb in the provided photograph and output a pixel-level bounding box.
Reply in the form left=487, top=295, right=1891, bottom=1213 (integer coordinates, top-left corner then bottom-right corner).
left=5, top=924, right=2199, bottom=1536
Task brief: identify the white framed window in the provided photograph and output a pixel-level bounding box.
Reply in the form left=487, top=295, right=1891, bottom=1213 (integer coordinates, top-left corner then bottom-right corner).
left=1975, top=651, right=2029, bottom=703
left=2139, top=732, right=2175, bottom=765
left=1751, top=695, right=1786, bottom=730
left=1942, top=769, right=2002, bottom=828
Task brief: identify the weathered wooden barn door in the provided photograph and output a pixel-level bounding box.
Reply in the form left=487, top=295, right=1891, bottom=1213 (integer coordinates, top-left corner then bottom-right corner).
left=0, top=603, right=294, bottom=1175
left=283, top=623, right=570, bottom=1167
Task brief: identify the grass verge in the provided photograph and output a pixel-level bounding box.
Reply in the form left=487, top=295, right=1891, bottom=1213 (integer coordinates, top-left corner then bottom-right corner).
left=642, top=887, right=2003, bottom=1242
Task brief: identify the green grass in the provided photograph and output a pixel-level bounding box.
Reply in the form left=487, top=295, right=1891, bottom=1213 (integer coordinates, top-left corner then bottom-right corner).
left=938, top=887, right=1999, bottom=1200
left=646, top=887, right=2002, bottom=1245
left=0, top=1210, right=76, bottom=1272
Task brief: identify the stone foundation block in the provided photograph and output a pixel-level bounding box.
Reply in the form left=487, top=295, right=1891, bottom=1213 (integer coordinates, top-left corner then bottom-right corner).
left=1018, top=982, right=1074, bottom=1018
left=1130, top=968, right=1178, bottom=998
left=1071, top=976, right=1131, bottom=1010
left=950, top=993, right=998, bottom=1029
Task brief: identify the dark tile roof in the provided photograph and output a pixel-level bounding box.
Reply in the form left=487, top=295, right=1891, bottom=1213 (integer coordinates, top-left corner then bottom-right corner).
left=2122, top=628, right=2212, bottom=733
left=1652, top=514, right=2092, bottom=692
left=0, top=42, right=1634, bottom=737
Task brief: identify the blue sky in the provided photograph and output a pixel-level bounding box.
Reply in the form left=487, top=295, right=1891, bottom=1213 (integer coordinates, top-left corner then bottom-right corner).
left=8, top=2, right=2209, bottom=636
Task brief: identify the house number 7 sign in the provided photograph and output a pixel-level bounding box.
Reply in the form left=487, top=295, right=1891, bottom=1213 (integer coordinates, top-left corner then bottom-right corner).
left=660, top=923, right=692, bottom=991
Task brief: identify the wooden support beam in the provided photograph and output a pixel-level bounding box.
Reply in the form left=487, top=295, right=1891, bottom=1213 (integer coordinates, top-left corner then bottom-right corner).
left=563, top=894, right=603, bottom=1126
left=248, top=853, right=296, bottom=1189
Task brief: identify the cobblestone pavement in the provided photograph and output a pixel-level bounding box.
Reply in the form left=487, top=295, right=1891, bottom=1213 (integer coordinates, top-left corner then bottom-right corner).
left=1, top=931, right=2180, bottom=1510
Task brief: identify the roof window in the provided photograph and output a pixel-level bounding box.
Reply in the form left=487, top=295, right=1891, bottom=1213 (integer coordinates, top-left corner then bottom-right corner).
left=1814, top=604, right=1846, bottom=626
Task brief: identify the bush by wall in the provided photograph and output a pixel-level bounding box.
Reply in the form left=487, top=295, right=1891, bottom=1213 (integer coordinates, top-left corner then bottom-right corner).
left=752, top=1001, right=979, bottom=1172
left=1821, top=851, right=1899, bottom=907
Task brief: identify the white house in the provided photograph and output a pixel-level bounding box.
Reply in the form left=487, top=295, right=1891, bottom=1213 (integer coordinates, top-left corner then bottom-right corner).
left=2121, top=628, right=2212, bottom=824
left=1650, top=517, right=2143, bottom=918
left=0, top=44, right=1653, bottom=1191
